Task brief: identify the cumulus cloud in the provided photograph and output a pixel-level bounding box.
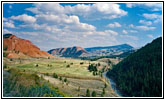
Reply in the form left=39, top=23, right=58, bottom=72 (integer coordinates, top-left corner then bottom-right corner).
left=26, top=3, right=127, bottom=20
left=107, top=22, right=121, bottom=28
left=126, top=3, right=162, bottom=11
left=3, top=22, right=15, bottom=28
left=139, top=20, right=152, bottom=25
left=11, top=14, right=36, bottom=23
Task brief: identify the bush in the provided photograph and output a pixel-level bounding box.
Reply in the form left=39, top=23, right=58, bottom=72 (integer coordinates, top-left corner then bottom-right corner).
left=86, top=89, right=90, bottom=97
left=3, top=52, right=8, bottom=57
left=59, top=76, right=62, bottom=81
left=104, top=83, right=107, bottom=88
left=64, top=78, right=67, bottom=82
left=53, top=73, right=58, bottom=78
left=80, top=62, right=84, bottom=65
left=66, top=65, right=70, bottom=68
left=92, top=91, right=97, bottom=97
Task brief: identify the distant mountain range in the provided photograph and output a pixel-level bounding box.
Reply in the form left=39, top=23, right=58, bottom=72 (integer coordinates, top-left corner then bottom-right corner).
left=48, top=44, right=134, bottom=58
left=3, top=34, right=54, bottom=58
left=83, top=44, right=133, bottom=57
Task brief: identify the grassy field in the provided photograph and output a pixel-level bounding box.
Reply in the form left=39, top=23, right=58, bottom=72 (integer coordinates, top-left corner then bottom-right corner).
left=4, top=57, right=105, bottom=78
left=3, top=57, right=119, bottom=97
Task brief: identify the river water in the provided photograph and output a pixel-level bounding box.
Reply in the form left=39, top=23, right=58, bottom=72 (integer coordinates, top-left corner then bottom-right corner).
left=104, top=72, right=123, bottom=97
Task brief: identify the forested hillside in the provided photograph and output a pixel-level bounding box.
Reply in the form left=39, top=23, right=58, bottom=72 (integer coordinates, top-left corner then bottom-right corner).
left=106, top=37, right=162, bottom=97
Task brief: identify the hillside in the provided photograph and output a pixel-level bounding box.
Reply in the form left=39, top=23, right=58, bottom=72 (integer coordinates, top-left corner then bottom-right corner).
left=84, top=44, right=133, bottom=57
left=3, top=34, right=54, bottom=58
left=48, top=46, right=88, bottom=57
left=106, top=37, right=162, bottom=97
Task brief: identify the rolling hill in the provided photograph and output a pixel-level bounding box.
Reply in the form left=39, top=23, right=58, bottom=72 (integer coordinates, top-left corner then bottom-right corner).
left=106, top=37, right=162, bottom=97
left=3, top=34, right=54, bottom=58
left=83, top=44, right=134, bottom=57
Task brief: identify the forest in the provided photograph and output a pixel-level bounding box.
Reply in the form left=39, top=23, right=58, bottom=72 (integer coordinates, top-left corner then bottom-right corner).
left=106, top=37, right=162, bottom=97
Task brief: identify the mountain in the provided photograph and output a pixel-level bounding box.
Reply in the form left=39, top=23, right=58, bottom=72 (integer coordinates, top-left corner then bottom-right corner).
left=48, top=46, right=88, bottom=57
left=84, top=44, right=133, bottom=57
left=85, top=44, right=133, bottom=51
left=106, top=37, right=162, bottom=97
left=3, top=34, right=54, bottom=58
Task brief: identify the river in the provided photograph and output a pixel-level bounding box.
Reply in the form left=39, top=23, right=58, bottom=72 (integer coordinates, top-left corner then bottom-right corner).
left=104, top=72, right=123, bottom=97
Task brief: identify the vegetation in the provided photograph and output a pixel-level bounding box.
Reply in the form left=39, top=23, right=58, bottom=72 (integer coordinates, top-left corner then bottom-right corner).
left=91, top=91, right=97, bottom=97
left=107, top=37, right=162, bottom=97
left=86, top=89, right=90, bottom=97
left=64, top=78, right=67, bottom=82
left=53, top=73, right=58, bottom=78
left=66, top=64, right=70, bottom=68
left=3, top=68, right=66, bottom=97
left=59, top=76, right=62, bottom=81
left=3, top=52, right=8, bottom=57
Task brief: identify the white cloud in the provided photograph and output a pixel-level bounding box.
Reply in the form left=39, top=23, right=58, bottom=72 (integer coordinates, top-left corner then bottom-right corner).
left=104, top=30, right=118, bottom=35
left=3, top=22, right=15, bottom=28
left=147, top=34, right=154, bottom=38
left=11, top=14, right=36, bottom=23
left=122, top=30, right=128, bottom=34
left=26, top=3, right=127, bottom=20
left=126, top=3, right=162, bottom=11
left=142, top=13, right=162, bottom=23
left=3, top=17, right=8, bottom=21
left=136, top=25, right=156, bottom=31
left=107, top=22, right=121, bottom=28
left=3, top=29, right=12, bottom=34
left=139, top=20, right=152, bottom=25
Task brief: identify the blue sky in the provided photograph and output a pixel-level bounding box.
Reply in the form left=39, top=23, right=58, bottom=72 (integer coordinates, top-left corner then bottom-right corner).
left=3, top=2, right=162, bottom=51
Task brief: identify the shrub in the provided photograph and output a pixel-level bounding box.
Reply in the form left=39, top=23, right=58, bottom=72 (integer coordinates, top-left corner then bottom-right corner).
left=66, top=64, right=70, bottom=68
left=3, top=53, right=8, bottom=57
left=59, top=76, right=62, bottom=81
left=80, top=62, right=84, bottom=65
left=92, top=91, right=97, bottom=97
left=86, top=89, right=90, bottom=97
left=64, top=78, right=67, bottom=82
left=104, top=83, right=107, bottom=88
left=53, top=73, right=58, bottom=78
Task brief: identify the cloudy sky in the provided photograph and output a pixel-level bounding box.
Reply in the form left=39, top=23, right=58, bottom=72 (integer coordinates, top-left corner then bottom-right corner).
left=3, top=2, right=162, bottom=51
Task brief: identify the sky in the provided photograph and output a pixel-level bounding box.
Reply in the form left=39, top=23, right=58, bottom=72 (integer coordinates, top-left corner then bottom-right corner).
left=3, top=2, right=162, bottom=51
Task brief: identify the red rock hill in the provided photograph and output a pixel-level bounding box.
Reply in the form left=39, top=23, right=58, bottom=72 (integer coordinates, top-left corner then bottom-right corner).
left=48, top=46, right=88, bottom=57
left=3, top=34, right=54, bottom=58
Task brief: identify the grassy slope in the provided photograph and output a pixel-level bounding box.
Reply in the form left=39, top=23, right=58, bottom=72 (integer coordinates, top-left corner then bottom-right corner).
left=3, top=68, right=67, bottom=97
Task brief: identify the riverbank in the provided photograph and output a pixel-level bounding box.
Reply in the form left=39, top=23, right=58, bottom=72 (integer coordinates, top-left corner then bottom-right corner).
left=104, top=72, right=124, bottom=97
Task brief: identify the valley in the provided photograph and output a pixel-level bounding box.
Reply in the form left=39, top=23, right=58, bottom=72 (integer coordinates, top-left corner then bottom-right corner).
left=3, top=57, right=120, bottom=97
